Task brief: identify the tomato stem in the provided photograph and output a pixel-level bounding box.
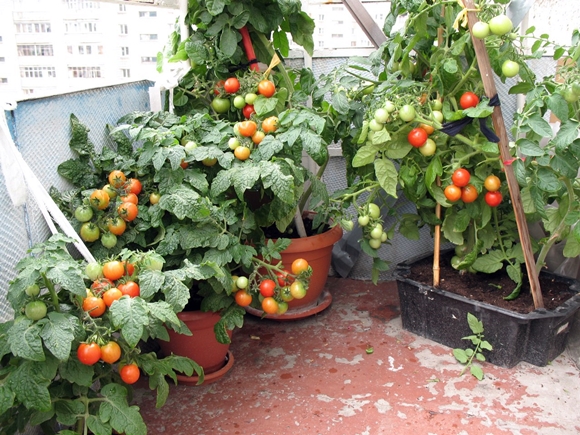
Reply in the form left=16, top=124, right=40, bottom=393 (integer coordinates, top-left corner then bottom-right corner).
left=42, top=273, right=60, bottom=313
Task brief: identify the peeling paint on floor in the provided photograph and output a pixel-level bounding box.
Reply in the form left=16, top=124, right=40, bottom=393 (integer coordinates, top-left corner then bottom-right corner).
left=134, top=278, right=580, bottom=435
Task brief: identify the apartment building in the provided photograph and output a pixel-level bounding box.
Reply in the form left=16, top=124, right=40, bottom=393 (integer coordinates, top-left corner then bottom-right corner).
left=0, top=0, right=178, bottom=100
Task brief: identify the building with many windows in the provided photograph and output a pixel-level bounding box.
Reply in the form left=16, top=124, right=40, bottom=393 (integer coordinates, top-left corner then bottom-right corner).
left=0, top=0, right=178, bottom=100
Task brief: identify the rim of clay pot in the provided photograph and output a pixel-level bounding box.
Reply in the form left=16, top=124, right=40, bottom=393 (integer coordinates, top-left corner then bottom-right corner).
left=281, top=222, right=343, bottom=254
left=244, top=288, right=332, bottom=321
left=175, top=351, right=235, bottom=386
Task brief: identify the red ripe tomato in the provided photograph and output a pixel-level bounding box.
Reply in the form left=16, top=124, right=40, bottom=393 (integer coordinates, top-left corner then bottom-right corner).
left=251, top=131, right=265, bottom=145
left=242, top=104, right=255, bottom=119
left=261, top=297, right=279, bottom=314
left=238, top=121, right=257, bottom=137
left=118, top=202, right=139, bottom=222
left=82, top=296, right=106, bottom=317
left=103, top=260, right=124, bottom=281
left=91, top=278, right=114, bottom=295
left=214, top=80, right=225, bottom=96
left=120, top=363, right=140, bottom=384
left=291, top=258, right=309, bottom=275
left=459, top=92, right=479, bottom=109
left=125, top=178, right=142, bottom=195
left=259, top=279, right=276, bottom=297
left=103, top=287, right=123, bottom=307
left=234, top=290, right=252, bottom=307
left=485, top=191, right=503, bottom=207
left=274, top=270, right=292, bottom=286
left=451, top=168, right=471, bottom=187
left=407, top=127, right=428, bottom=148
left=461, top=184, right=478, bottom=203
left=77, top=342, right=102, bottom=365
left=100, top=341, right=121, bottom=364
left=258, top=80, right=276, bottom=98
left=123, top=261, right=135, bottom=277
left=224, top=77, right=240, bottom=94
left=118, top=281, right=140, bottom=298
left=444, top=184, right=462, bottom=202
left=262, top=116, right=278, bottom=133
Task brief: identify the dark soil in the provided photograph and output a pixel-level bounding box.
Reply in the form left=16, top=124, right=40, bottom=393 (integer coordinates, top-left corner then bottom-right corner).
left=408, top=252, right=576, bottom=314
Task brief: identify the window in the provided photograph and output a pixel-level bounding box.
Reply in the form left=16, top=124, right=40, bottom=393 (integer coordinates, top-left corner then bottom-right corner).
left=0, top=57, right=4, bottom=62
left=77, top=45, right=92, bottom=55
left=0, top=78, right=7, bottom=84
left=332, top=6, right=343, bottom=11
left=66, top=0, right=98, bottom=9
left=121, top=69, right=130, bottom=78
left=331, top=34, right=344, bottom=38
left=23, top=89, right=34, bottom=94
left=318, top=14, right=324, bottom=21
left=15, top=22, right=51, bottom=33
left=319, top=27, right=324, bottom=34
left=139, top=11, right=157, bottom=17
left=121, top=47, right=129, bottom=56
left=20, top=66, right=56, bottom=78
left=64, top=21, right=98, bottom=33
left=119, top=4, right=126, bottom=12
left=141, top=56, right=156, bottom=62
left=318, top=41, right=324, bottom=48
left=375, top=14, right=384, bottom=21
left=120, top=24, right=128, bottom=35
left=351, top=41, right=357, bottom=47
left=17, top=44, right=54, bottom=56
left=140, top=34, right=158, bottom=41
left=68, top=66, right=101, bottom=78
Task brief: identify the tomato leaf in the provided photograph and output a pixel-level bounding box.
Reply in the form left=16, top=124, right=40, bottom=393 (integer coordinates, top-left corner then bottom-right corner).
left=472, top=250, right=504, bottom=274
left=98, top=384, right=147, bottom=435
left=527, top=113, right=554, bottom=138
left=353, top=144, right=378, bottom=167
left=39, top=312, right=76, bottom=361
left=7, top=360, right=52, bottom=411
left=109, top=298, right=149, bottom=348
left=516, top=138, right=544, bottom=157
left=374, top=158, right=398, bottom=198
left=470, top=365, right=484, bottom=381
left=8, top=319, right=45, bottom=361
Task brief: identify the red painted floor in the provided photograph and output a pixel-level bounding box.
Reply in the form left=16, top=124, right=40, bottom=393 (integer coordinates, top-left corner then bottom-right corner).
left=134, top=278, right=580, bottom=435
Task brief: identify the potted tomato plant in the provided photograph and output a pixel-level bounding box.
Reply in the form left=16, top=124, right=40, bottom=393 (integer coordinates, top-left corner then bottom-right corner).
left=0, top=234, right=203, bottom=434
left=321, top=0, right=580, bottom=367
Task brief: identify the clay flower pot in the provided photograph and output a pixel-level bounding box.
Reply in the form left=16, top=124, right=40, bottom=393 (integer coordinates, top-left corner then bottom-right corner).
left=157, top=311, right=234, bottom=385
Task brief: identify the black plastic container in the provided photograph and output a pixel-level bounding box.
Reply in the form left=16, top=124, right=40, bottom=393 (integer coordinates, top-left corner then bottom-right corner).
left=394, top=255, right=580, bottom=368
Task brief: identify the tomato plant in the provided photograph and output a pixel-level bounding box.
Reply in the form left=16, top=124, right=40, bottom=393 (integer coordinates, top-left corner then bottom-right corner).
left=459, top=92, right=479, bottom=109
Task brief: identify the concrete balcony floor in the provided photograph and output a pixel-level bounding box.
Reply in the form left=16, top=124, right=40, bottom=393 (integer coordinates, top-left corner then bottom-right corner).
left=134, top=278, right=580, bottom=435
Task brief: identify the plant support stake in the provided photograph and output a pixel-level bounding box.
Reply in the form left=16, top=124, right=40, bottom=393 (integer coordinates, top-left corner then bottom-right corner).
left=464, top=0, right=543, bottom=308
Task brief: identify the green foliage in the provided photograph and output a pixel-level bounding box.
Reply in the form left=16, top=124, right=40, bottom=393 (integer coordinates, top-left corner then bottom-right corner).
left=0, top=235, right=203, bottom=434
left=323, top=0, right=580, bottom=292
left=453, top=313, right=493, bottom=380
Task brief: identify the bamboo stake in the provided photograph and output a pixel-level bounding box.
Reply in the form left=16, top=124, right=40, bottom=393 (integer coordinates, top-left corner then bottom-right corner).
left=463, top=0, right=544, bottom=308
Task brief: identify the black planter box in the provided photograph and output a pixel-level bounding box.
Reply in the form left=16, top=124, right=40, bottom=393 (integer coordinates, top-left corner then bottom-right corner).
left=394, top=256, right=580, bottom=368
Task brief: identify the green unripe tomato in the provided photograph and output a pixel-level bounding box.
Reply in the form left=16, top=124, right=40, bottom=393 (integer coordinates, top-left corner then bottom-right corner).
left=572, top=83, right=580, bottom=96
left=431, top=111, right=444, bottom=123
left=341, top=219, right=354, bottom=231
left=370, top=224, right=383, bottom=240
left=368, top=203, right=380, bottom=219
left=236, top=276, right=249, bottom=289
left=562, top=87, right=580, bottom=103
left=369, top=238, right=382, bottom=249
left=374, top=108, right=389, bottom=124
left=85, top=262, right=103, bottom=281
left=471, top=21, right=490, bottom=39
left=25, top=301, right=47, bottom=321
left=451, top=255, right=462, bottom=269
left=101, top=232, right=117, bottom=249
left=233, top=95, right=246, bottom=109
left=74, top=205, right=93, bottom=223
left=228, top=137, right=241, bottom=150
left=431, top=100, right=443, bottom=111
left=380, top=231, right=388, bottom=242
left=384, top=101, right=396, bottom=113
left=245, top=93, right=258, bottom=105
left=211, top=97, right=230, bottom=114
left=358, top=215, right=370, bottom=227
left=399, top=105, right=416, bottom=122
left=488, top=15, right=513, bottom=36
left=25, top=284, right=40, bottom=297
left=369, top=119, right=384, bottom=132
left=184, top=141, right=198, bottom=152
left=501, top=60, right=520, bottom=78
left=419, top=138, right=437, bottom=157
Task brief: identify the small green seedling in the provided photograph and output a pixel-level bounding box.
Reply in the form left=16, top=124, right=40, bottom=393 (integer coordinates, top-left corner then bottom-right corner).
left=453, top=313, right=493, bottom=380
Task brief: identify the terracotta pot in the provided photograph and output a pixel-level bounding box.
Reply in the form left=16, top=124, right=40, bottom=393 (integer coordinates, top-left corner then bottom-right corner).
left=282, top=223, right=343, bottom=310
left=157, top=311, right=232, bottom=374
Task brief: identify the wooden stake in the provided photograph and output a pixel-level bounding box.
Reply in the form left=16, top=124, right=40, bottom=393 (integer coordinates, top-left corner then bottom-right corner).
left=464, top=0, right=544, bottom=308
left=433, top=177, right=441, bottom=287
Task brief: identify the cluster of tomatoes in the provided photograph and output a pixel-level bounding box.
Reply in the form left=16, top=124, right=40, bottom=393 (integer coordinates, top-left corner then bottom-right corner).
left=357, top=203, right=389, bottom=250
left=444, top=169, right=503, bottom=207
left=233, top=258, right=310, bottom=315
left=75, top=170, right=143, bottom=248
left=471, top=14, right=519, bottom=79
left=228, top=115, right=279, bottom=160
left=77, top=259, right=149, bottom=384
